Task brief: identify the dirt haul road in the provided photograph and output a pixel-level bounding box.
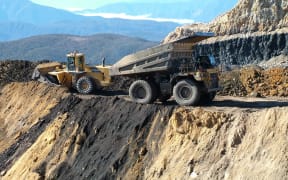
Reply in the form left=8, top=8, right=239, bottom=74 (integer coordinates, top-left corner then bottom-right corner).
left=0, top=81, right=287, bottom=180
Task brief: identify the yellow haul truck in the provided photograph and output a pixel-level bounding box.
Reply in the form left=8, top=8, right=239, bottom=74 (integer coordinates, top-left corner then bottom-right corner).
left=33, top=32, right=220, bottom=106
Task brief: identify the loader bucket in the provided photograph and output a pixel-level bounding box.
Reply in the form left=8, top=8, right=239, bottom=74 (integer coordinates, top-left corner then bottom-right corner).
left=32, top=62, right=62, bottom=84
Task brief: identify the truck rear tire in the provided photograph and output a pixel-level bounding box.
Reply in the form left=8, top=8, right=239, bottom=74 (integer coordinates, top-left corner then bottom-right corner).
left=173, top=79, right=200, bottom=106
left=129, top=80, right=155, bottom=104
left=76, top=76, right=95, bottom=94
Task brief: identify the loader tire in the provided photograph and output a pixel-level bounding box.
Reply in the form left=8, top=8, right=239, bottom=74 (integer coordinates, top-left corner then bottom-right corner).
left=76, top=76, right=95, bottom=94
left=129, top=80, right=155, bottom=104
left=173, top=79, right=200, bottom=106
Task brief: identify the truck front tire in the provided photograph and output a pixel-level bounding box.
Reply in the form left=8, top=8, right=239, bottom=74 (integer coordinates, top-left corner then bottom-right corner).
left=173, top=79, right=200, bottom=106
left=129, top=80, right=156, bottom=104
left=76, top=76, right=95, bottom=94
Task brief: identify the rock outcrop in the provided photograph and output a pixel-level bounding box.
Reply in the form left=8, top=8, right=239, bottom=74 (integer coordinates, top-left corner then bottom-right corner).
left=210, top=0, right=288, bottom=35
left=164, top=0, right=288, bottom=65
left=193, top=30, right=288, bottom=65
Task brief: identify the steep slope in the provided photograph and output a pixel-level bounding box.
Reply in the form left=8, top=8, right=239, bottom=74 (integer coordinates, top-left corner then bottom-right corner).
left=193, top=30, right=288, bottom=64
left=209, top=0, right=288, bottom=35
left=0, top=82, right=287, bottom=179
left=165, top=0, right=288, bottom=41
left=142, top=106, right=288, bottom=179
left=0, top=34, right=157, bottom=64
left=0, top=82, right=68, bottom=172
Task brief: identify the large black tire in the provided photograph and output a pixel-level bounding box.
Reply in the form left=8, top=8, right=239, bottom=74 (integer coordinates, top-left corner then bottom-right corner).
left=173, top=79, right=200, bottom=106
left=129, top=80, right=156, bottom=104
left=76, top=76, right=95, bottom=94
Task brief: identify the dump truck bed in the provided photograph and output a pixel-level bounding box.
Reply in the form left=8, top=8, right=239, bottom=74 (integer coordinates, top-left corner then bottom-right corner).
left=110, top=32, right=214, bottom=76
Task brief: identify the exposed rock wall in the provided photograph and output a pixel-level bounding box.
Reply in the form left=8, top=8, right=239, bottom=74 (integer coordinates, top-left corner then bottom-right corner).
left=164, top=0, right=288, bottom=65
left=210, top=0, right=288, bottom=35
left=194, top=31, right=288, bottom=65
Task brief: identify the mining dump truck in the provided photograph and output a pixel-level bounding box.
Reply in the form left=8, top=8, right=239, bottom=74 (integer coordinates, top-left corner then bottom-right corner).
left=32, top=52, right=111, bottom=94
left=110, top=32, right=220, bottom=106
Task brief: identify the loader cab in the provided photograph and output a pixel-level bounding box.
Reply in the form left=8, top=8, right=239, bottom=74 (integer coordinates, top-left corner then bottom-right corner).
left=66, top=52, right=85, bottom=72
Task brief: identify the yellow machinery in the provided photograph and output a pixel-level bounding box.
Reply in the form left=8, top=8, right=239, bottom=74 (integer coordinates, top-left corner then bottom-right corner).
left=32, top=52, right=112, bottom=94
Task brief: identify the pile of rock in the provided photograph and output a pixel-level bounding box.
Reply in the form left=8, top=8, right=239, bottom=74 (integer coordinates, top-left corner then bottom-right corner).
left=241, top=67, right=288, bottom=97
left=0, top=60, right=40, bottom=88
left=218, top=66, right=288, bottom=97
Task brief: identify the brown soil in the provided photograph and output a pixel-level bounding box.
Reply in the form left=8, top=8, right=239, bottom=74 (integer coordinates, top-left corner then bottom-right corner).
left=0, top=60, right=287, bottom=179
left=218, top=66, right=288, bottom=97
left=0, top=81, right=287, bottom=180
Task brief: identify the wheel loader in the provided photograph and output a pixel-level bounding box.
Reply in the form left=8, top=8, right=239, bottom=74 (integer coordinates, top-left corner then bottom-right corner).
left=32, top=52, right=111, bottom=94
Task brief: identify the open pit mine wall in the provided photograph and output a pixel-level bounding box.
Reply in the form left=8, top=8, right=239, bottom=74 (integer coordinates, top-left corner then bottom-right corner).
left=193, top=32, right=288, bottom=65
left=1, top=82, right=288, bottom=180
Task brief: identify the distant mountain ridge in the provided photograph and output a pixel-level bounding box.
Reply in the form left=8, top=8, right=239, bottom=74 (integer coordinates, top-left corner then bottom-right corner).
left=0, top=0, right=178, bottom=41
left=0, top=34, right=157, bottom=64
left=76, top=1, right=237, bottom=23
left=0, top=0, right=84, bottom=24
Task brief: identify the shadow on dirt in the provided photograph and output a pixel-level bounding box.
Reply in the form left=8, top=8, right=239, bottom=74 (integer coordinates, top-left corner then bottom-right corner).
left=208, top=100, right=288, bottom=108
left=97, top=90, right=127, bottom=96
left=159, top=98, right=288, bottom=109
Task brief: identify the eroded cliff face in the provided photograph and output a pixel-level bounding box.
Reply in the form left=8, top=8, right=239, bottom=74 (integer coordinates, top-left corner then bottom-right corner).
left=164, top=0, right=288, bottom=65
left=193, top=30, right=288, bottom=65
left=165, top=0, right=288, bottom=42
left=210, top=0, right=288, bottom=35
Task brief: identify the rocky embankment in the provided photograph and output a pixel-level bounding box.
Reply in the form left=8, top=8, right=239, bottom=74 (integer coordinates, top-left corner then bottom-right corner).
left=0, top=60, right=41, bottom=88
left=1, top=0, right=288, bottom=178
left=210, top=0, right=288, bottom=36
left=164, top=0, right=288, bottom=65
left=0, top=81, right=288, bottom=179
left=194, top=30, right=288, bottom=65
left=0, top=60, right=287, bottom=179
left=164, top=0, right=288, bottom=40
left=219, top=65, right=288, bottom=97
